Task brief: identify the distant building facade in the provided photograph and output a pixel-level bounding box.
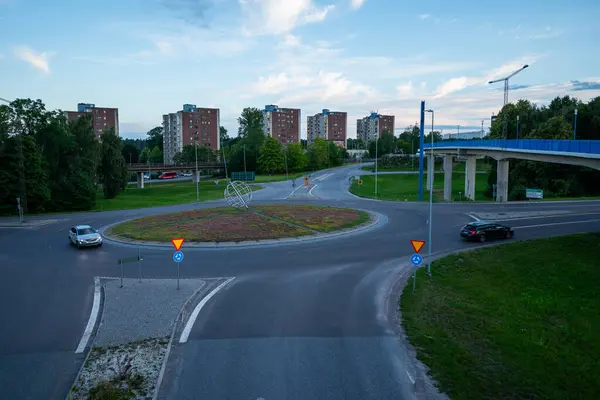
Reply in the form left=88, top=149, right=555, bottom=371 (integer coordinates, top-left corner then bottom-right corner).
left=356, top=112, right=395, bottom=142
left=307, top=109, right=347, bottom=147
left=162, top=104, right=220, bottom=164
left=262, top=104, right=301, bottom=144
left=65, top=103, right=119, bottom=139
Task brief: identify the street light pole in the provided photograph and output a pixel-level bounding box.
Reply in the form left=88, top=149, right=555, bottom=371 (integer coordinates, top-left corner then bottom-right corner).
left=194, top=137, right=199, bottom=202
left=574, top=108, right=578, bottom=140
left=425, top=109, right=435, bottom=277
left=374, top=136, right=378, bottom=198
left=284, top=146, right=289, bottom=180
left=516, top=115, right=520, bottom=139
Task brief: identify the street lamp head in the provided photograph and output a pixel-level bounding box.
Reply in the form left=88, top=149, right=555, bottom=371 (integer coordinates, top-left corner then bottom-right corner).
left=488, top=81, right=493, bottom=84
left=523, top=64, right=529, bottom=69
left=425, top=109, right=433, bottom=113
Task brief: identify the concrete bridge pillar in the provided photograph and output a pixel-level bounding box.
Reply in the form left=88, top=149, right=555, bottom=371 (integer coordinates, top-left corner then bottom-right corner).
left=136, top=172, right=144, bottom=189
left=464, top=156, right=476, bottom=200
left=496, top=159, right=509, bottom=202
left=426, top=153, right=434, bottom=190
left=443, top=155, right=453, bottom=201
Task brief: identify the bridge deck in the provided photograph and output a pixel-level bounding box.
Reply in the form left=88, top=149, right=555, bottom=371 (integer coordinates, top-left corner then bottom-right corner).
left=424, top=139, right=600, bottom=155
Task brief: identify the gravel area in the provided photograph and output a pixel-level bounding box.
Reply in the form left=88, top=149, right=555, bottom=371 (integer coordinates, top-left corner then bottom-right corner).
left=95, top=278, right=206, bottom=347
left=70, top=337, right=168, bottom=400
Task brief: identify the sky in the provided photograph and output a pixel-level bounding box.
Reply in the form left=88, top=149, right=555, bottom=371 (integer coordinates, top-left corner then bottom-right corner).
left=1, top=0, right=600, bottom=140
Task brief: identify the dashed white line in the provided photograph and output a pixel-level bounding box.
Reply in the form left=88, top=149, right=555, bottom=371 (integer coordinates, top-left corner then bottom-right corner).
left=179, top=277, right=236, bottom=344
left=466, top=213, right=481, bottom=221
left=406, top=371, right=415, bottom=385
left=75, top=276, right=101, bottom=354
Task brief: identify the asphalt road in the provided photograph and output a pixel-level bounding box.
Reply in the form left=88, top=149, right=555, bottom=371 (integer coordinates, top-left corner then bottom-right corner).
left=1, top=163, right=599, bottom=399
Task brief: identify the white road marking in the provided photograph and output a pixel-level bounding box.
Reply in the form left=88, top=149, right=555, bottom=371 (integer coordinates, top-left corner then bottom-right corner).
left=308, top=184, right=319, bottom=198
left=75, top=276, right=101, bottom=354
left=466, top=213, right=481, bottom=221
left=283, top=184, right=304, bottom=200
left=179, top=277, right=236, bottom=344
left=513, top=218, right=600, bottom=230
left=494, top=211, right=600, bottom=222
left=406, top=371, right=415, bottom=385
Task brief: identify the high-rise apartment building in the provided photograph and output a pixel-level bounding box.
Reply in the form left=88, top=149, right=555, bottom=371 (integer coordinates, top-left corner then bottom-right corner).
left=356, top=112, right=395, bottom=142
left=162, top=104, right=220, bottom=164
left=307, top=109, right=348, bottom=147
left=262, top=104, right=300, bottom=144
left=65, top=103, right=119, bottom=139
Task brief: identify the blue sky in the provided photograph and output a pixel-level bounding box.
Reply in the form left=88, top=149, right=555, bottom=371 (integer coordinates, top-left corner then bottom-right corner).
left=1, top=0, right=599, bottom=139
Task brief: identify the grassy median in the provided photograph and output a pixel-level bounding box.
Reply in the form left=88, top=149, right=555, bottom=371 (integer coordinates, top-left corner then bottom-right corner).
left=401, top=233, right=600, bottom=400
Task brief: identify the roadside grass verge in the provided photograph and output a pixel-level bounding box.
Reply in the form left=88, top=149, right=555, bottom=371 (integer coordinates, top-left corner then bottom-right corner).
left=108, top=205, right=371, bottom=242
left=401, top=233, right=600, bottom=400
left=95, top=181, right=262, bottom=211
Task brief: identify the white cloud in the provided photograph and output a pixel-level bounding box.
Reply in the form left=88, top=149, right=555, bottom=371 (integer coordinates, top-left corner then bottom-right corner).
left=239, top=0, right=334, bottom=35
left=350, top=0, right=365, bottom=10
left=418, top=14, right=431, bottom=20
left=433, top=54, right=545, bottom=98
left=13, top=46, right=52, bottom=74
left=396, top=81, right=413, bottom=98
left=529, top=27, right=565, bottom=40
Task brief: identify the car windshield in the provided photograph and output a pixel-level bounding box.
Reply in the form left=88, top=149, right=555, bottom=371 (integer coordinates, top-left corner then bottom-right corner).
left=78, top=228, right=95, bottom=235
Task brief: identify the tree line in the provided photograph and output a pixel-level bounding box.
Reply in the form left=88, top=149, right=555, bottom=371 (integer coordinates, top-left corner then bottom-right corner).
left=0, top=99, right=129, bottom=215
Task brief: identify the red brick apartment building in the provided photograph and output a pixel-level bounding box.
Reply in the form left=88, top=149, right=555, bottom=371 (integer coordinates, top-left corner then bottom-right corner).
left=162, top=104, right=220, bottom=164
left=65, top=103, right=119, bottom=139
left=262, top=104, right=301, bottom=144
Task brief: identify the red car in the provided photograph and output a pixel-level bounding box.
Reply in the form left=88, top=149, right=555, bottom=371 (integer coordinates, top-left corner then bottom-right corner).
left=159, top=171, right=177, bottom=179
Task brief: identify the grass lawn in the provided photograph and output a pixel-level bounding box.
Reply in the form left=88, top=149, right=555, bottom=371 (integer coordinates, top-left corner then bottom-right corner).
left=108, top=205, right=371, bottom=242
left=95, top=181, right=262, bottom=211
left=253, top=205, right=370, bottom=232
left=401, top=233, right=600, bottom=400
left=350, top=172, right=490, bottom=202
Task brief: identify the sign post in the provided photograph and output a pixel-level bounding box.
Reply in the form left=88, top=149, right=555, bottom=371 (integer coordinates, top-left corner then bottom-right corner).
left=117, top=252, right=144, bottom=288
left=410, top=240, right=426, bottom=291
left=172, top=238, right=185, bottom=290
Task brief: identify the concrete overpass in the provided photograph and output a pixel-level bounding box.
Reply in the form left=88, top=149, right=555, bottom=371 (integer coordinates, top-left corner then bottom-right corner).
left=128, top=163, right=224, bottom=188
left=422, top=139, right=600, bottom=202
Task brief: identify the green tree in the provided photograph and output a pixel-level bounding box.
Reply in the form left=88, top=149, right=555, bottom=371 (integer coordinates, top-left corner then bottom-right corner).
left=285, top=142, right=308, bottom=172
left=139, top=147, right=150, bottom=163
left=122, top=142, right=140, bottom=164
left=528, top=116, right=572, bottom=139
left=327, top=141, right=343, bottom=167
left=100, top=128, right=128, bottom=199
left=150, top=146, right=163, bottom=163
left=238, top=107, right=263, bottom=137
left=258, top=136, right=285, bottom=173
left=307, top=137, right=329, bottom=170
left=146, top=126, right=163, bottom=152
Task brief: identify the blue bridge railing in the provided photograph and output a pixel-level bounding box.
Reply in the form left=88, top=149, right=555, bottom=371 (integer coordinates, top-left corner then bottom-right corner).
left=423, top=139, right=600, bottom=155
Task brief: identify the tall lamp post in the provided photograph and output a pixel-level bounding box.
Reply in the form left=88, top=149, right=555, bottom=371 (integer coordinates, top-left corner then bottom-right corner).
left=424, top=109, right=434, bottom=277
left=574, top=108, right=578, bottom=140
left=1, top=96, right=26, bottom=216
left=516, top=115, right=520, bottom=140
left=193, top=135, right=199, bottom=202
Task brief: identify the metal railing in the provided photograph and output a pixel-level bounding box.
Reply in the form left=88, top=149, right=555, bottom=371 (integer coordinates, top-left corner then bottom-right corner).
left=424, top=139, right=600, bottom=155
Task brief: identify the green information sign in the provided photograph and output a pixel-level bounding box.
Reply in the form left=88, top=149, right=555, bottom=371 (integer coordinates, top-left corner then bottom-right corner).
left=525, top=188, right=544, bottom=199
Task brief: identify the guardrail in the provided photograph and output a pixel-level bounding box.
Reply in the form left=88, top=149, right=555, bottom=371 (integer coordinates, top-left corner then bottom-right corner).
left=423, top=139, right=600, bottom=155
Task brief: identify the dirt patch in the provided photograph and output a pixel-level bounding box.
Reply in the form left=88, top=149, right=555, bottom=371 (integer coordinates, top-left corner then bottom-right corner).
left=254, top=205, right=370, bottom=232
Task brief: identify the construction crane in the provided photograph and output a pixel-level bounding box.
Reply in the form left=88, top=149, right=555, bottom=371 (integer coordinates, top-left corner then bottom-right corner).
left=488, top=64, right=529, bottom=138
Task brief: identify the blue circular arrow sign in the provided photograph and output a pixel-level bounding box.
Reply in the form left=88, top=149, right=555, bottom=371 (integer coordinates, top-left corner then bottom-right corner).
left=173, top=251, right=184, bottom=263
left=410, top=253, right=423, bottom=266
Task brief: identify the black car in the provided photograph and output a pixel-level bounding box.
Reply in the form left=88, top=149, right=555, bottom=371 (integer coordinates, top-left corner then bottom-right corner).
left=460, top=221, right=514, bottom=242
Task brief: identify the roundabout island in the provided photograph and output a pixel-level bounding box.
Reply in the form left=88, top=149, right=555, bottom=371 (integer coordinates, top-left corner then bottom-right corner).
left=104, top=205, right=375, bottom=246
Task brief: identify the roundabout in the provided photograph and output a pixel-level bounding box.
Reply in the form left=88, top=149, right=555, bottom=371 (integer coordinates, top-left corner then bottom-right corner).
left=0, top=163, right=599, bottom=400
left=103, top=205, right=381, bottom=248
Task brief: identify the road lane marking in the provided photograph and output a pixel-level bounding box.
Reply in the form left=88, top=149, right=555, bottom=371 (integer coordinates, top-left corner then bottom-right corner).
left=75, top=276, right=101, bottom=354
left=466, top=213, right=481, bottom=221
left=406, top=371, right=415, bottom=385
left=512, top=218, right=600, bottom=230
left=283, top=184, right=304, bottom=200
left=308, top=184, right=319, bottom=198
left=493, top=211, right=600, bottom=222
left=179, top=277, right=236, bottom=343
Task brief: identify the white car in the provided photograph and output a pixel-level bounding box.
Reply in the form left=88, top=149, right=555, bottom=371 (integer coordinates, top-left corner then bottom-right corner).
left=69, top=225, right=103, bottom=248
left=183, top=172, right=193, bottom=177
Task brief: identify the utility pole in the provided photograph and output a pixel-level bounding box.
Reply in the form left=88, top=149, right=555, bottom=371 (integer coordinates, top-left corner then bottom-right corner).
left=488, top=64, right=529, bottom=139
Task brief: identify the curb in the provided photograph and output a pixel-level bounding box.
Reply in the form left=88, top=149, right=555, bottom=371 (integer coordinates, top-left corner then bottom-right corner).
left=152, top=279, right=212, bottom=400
left=66, top=277, right=105, bottom=400
left=99, top=209, right=386, bottom=250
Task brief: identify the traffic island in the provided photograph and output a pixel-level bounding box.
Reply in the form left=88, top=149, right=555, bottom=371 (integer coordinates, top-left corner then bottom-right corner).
left=103, top=205, right=375, bottom=246
left=400, top=233, right=600, bottom=400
